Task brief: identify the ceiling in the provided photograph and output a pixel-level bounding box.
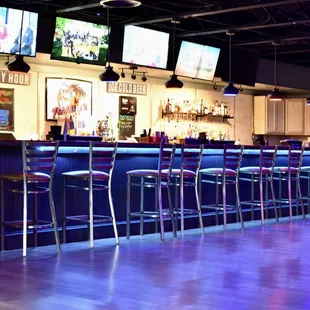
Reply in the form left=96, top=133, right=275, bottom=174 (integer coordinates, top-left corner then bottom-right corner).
left=4, top=0, right=310, bottom=67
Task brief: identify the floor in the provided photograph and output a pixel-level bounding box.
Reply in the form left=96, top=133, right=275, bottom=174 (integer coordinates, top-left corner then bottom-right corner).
left=0, top=218, right=309, bottom=310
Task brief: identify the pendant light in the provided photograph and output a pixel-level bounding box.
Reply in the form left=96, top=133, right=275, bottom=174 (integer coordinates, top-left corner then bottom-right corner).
left=7, top=8, right=31, bottom=73
left=100, top=0, right=141, bottom=8
left=99, top=6, right=120, bottom=82
left=165, top=18, right=183, bottom=89
left=306, top=98, right=310, bottom=105
left=222, top=31, right=238, bottom=97
left=268, top=42, right=285, bottom=101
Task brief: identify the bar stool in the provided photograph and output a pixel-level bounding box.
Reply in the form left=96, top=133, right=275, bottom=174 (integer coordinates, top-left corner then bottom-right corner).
left=239, top=146, right=278, bottom=225
left=166, top=144, right=205, bottom=236
left=199, top=145, right=244, bottom=230
left=299, top=148, right=310, bottom=215
left=62, top=141, right=119, bottom=248
left=126, top=142, right=176, bottom=241
left=273, top=146, right=305, bottom=221
left=0, top=141, right=61, bottom=257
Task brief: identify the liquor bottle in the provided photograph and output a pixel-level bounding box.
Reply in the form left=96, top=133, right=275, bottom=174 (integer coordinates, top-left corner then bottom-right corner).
left=174, top=101, right=180, bottom=113
left=165, top=98, right=172, bottom=113
left=220, top=101, right=225, bottom=116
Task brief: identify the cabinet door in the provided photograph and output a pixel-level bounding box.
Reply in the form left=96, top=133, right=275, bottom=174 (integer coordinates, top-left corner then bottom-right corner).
left=275, top=99, right=285, bottom=134
left=285, top=99, right=304, bottom=134
left=304, top=101, right=310, bottom=135
left=266, top=100, right=277, bottom=133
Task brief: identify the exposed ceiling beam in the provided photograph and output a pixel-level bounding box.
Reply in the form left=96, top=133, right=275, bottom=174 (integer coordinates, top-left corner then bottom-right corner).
left=125, top=0, right=310, bottom=26
left=234, top=34, right=310, bottom=46
left=262, top=48, right=310, bottom=55
left=178, top=18, right=310, bottom=38
left=56, top=0, right=310, bottom=22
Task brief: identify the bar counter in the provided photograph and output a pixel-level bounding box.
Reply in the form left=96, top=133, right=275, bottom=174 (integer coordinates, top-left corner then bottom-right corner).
left=1, top=141, right=309, bottom=249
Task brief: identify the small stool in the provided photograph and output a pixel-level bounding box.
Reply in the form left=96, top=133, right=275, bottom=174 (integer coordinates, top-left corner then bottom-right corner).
left=199, top=145, right=244, bottom=230
left=239, top=146, right=278, bottom=225
left=126, top=142, right=176, bottom=241
left=273, top=146, right=305, bottom=221
left=0, top=141, right=61, bottom=257
left=62, top=141, right=119, bottom=248
left=166, top=144, right=205, bottom=236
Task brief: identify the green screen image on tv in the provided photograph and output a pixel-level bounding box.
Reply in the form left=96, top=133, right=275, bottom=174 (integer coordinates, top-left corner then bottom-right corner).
left=51, top=17, right=109, bottom=66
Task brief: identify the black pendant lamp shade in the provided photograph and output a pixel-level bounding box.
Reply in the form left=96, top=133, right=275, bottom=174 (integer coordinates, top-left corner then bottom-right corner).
left=100, top=0, right=141, bottom=8
left=99, top=65, right=120, bottom=82
left=165, top=74, right=183, bottom=88
left=7, top=55, right=30, bottom=73
left=98, top=6, right=120, bottom=82
left=222, top=81, right=239, bottom=97
left=269, top=87, right=284, bottom=101
left=222, top=31, right=238, bottom=97
left=165, top=18, right=183, bottom=89
left=268, top=42, right=285, bottom=101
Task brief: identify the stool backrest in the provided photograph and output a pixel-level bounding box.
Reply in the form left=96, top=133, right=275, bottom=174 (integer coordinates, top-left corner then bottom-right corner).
left=89, top=141, right=118, bottom=178
left=288, top=145, right=304, bottom=172
left=180, top=144, right=204, bottom=174
left=260, top=146, right=278, bottom=171
left=22, top=141, right=59, bottom=179
left=158, top=142, right=176, bottom=178
left=224, top=145, right=244, bottom=172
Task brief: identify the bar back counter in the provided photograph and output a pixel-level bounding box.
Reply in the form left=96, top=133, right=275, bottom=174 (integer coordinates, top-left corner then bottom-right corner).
left=0, top=141, right=308, bottom=250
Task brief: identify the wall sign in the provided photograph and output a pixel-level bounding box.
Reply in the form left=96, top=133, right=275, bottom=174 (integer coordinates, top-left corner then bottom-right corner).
left=107, top=82, right=147, bottom=96
left=0, top=70, right=31, bottom=86
left=0, top=88, right=14, bottom=131
left=118, top=114, right=135, bottom=140
left=119, top=96, right=137, bottom=115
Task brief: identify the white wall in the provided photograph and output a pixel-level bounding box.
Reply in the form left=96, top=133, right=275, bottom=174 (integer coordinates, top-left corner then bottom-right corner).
left=0, top=53, right=253, bottom=144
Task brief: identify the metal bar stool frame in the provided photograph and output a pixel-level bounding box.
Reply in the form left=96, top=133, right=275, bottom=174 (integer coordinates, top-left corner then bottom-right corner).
left=273, top=146, right=305, bottom=221
left=62, top=141, right=119, bottom=248
left=199, top=145, right=244, bottom=230
left=126, top=142, right=177, bottom=241
left=239, top=145, right=278, bottom=225
left=167, top=144, right=205, bottom=236
left=0, top=141, right=61, bottom=257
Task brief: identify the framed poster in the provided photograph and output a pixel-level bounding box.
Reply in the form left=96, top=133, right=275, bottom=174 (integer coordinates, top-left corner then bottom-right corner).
left=45, top=78, right=92, bottom=121
left=119, top=96, right=137, bottom=115
left=0, top=88, right=14, bottom=131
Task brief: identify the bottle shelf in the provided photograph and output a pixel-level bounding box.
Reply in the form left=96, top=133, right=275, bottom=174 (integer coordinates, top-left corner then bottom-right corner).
left=162, top=111, right=234, bottom=122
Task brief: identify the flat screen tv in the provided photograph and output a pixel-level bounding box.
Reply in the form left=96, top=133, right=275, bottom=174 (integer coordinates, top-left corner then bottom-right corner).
left=0, top=7, right=38, bottom=57
left=122, top=25, right=169, bottom=69
left=175, top=41, right=221, bottom=81
left=51, top=17, right=109, bottom=65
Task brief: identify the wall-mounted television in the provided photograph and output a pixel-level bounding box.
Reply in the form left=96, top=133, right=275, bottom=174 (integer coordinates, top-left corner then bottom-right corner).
left=51, top=17, right=109, bottom=65
left=122, top=25, right=169, bottom=69
left=175, top=41, right=221, bottom=81
left=0, top=7, right=38, bottom=57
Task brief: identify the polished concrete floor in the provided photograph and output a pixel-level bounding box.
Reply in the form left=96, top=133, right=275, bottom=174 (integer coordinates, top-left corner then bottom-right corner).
left=0, top=217, right=309, bottom=310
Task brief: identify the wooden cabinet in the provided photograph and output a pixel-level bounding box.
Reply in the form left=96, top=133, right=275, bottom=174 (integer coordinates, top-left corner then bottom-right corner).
left=285, top=99, right=304, bottom=135
left=254, top=96, right=285, bottom=134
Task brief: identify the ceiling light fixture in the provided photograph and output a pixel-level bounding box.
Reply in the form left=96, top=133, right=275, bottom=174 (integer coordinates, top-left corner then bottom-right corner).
left=99, top=0, right=141, bottom=8
left=7, top=8, right=31, bottom=73
left=306, top=97, right=310, bottom=105
left=131, top=70, right=136, bottom=80
left=141, top=72, right=147, bottom=82
left=165, top=18, right=183, bottom=89
left=222, top=30, right=238, bottom=97
left=121, top=69, right=125, bottom=78
left=268, top=41, right=285, bottom=101
left=99, top=7, right=120, bottom=82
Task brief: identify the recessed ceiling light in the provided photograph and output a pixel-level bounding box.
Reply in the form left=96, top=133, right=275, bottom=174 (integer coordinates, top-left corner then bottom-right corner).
left=99, top=0, right=141, bottom=8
